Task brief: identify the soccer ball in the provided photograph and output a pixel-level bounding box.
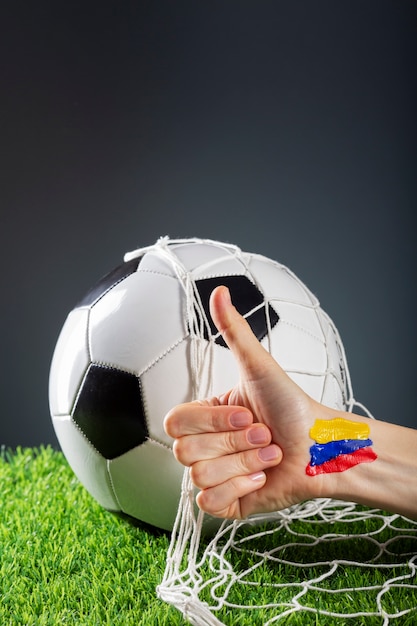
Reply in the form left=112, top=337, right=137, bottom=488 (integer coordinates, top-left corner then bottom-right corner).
left=49, top=237, right=347, bottom=531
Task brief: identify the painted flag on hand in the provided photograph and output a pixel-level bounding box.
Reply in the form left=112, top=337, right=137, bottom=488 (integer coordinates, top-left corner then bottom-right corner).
left=306, top=417, right=377, bottom=476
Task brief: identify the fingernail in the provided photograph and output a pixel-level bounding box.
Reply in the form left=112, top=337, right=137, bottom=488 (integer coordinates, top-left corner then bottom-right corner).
left=230, top=411, right=252, bottom=428
left=247, top=426, right=269, bottom=445
left=258, top=445, right=280, bottom=462
left=249, top=471, right=266, bottom=482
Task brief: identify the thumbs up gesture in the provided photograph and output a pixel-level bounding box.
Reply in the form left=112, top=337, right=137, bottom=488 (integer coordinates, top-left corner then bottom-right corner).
left=164, top=285, right=326, bottom=519
left=165, top=285, right=417, bottom=521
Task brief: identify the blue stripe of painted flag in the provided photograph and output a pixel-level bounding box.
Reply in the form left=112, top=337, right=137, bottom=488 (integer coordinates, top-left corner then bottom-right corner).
left=309, top=438, right=373, bottom=467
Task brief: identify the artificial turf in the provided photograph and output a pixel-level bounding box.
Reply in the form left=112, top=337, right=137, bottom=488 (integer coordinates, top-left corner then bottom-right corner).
left=0, top=446, right=181, bottom=626
left=1, top=446, right=416, bottom=625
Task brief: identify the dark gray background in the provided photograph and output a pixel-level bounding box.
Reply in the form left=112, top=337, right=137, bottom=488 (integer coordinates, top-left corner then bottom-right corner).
left=1, top=0, right=416, bottom=448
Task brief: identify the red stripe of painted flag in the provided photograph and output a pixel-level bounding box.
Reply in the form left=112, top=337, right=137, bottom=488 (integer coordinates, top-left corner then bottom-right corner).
left=306, top=446, right=377, bottom=476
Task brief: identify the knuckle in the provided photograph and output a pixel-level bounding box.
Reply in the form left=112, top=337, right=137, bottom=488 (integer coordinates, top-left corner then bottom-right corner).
left=189, top=462, right=209, bottom=489
left=235, top=450, right=256, bottom=476
left=197, top=489, right=227, bottom=517
left=197, top=484, right=241, bottom=519
left=222, top=430, right=238, bottom=455
left=164, top=408, right=181, bottom=438
left=208, top=408, right=224, bottom=433
left=195, top=398, right=216, bottom=408
left=172, top=438, right=190, bottom=466
left=195, top=490, right=213, bottom=514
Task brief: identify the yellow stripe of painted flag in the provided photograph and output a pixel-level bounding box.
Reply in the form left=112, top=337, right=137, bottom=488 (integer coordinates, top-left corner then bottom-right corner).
left=310, top=417, right=370, bottom=444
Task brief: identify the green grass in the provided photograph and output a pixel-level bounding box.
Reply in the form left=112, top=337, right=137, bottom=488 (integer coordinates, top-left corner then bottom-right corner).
left=1, top=447, right=416, bottom=625
left=0, top=446, right=182, bottom=625
left=194, top=508, right=417, bottom=624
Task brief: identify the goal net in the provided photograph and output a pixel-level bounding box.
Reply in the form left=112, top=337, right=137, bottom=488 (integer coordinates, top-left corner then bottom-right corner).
left=152, top=237, right=417, bottom=624
left=158, top=476, right=417, bottom=624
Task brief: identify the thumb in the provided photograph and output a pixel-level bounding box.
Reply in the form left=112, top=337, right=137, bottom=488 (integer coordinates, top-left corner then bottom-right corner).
left=209, top=285, right=275, bottom=379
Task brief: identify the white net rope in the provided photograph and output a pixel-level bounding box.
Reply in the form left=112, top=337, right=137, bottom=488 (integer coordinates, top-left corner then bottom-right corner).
left=127, top=238, right=417, bottom=625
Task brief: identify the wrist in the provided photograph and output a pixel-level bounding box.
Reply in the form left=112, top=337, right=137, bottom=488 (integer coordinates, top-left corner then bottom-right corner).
left=308, top=406, right=417, bottom=519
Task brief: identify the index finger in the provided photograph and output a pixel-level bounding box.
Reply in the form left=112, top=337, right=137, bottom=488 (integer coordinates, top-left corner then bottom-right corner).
left=164, top=402, right=254, bottom=439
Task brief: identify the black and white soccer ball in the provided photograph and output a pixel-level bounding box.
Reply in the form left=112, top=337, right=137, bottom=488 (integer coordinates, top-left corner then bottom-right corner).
left=49, top=237, right=348, bottom=531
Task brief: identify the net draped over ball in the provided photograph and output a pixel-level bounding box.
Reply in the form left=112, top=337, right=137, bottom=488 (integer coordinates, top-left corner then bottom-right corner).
left=49, top=237, right=347, bottom=531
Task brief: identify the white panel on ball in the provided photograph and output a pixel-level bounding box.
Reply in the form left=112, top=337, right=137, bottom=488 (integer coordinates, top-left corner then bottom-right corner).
left=248, top=256, right=316, bottom=306
left=192, top=256, right=249, bottom=280
left=90, top=270, right=187, bottom=375
left=320, top=312, right=345, bottom=383
left=136, top=250, right=177, bottom=277
left=268, top=319, right=327, bottom=375
left=321, top=373, right=345, bottom=411
left=109, top=440, right=185, bottom=531
left=209, top=342, right=240, bottom=397
left=172, top=241, right=239, bottom=273
left=49, top=308, right=90, bottom=416
left=141, top=339, right=193, bottom=447
left=52, top=415, right=119, bottom=511
left=273, top=301, right=325, bottom=344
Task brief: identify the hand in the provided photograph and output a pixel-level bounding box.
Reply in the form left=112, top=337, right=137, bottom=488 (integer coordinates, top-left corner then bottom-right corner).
left=164, top=285, right=330, bottom=519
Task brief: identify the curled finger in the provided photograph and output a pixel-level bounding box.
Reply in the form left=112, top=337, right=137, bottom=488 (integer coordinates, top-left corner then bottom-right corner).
left=172, top=422, right=273, bottom=466
left=190, top=444, right=282, bottom=489
left=164, top=402, right=253, bottom=439
left=196, top=472, right=267, bottom=519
